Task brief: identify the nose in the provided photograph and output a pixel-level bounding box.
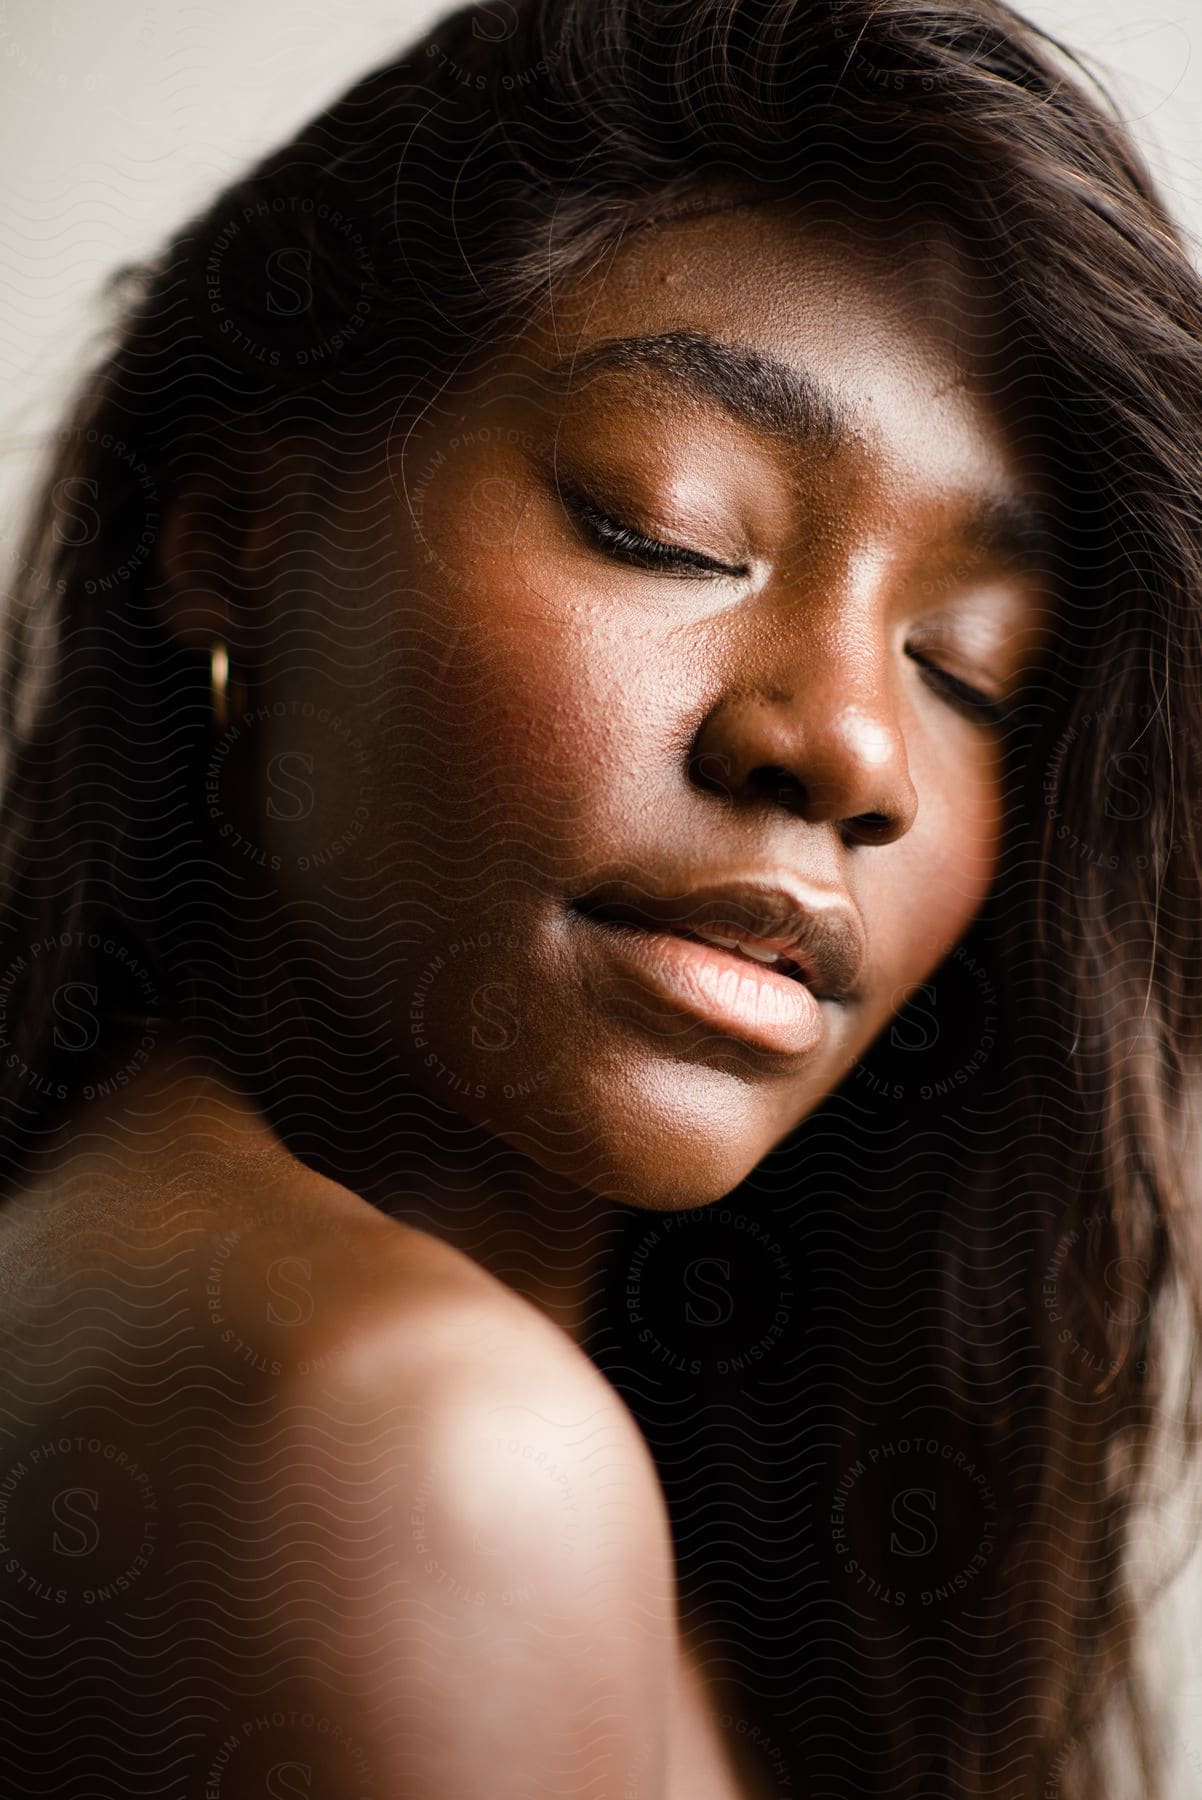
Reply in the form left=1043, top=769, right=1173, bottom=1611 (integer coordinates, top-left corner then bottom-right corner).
left=688, top=644, right=919, bottom=847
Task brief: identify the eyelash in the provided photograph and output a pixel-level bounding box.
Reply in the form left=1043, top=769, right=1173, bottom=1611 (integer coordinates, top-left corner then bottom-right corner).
left=906, top=653, right=1012, bottom=728
left=565, top=492, right=1014, bottom=730
left=564, top=491, right=749, bottom=579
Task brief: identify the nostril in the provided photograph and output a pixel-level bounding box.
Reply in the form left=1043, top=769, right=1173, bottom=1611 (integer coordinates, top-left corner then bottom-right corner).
left=690, top=749, right=736, bottom=795
left=844, top=811, right=895, bottom=844
left=750, top=763, right=806, bottom=809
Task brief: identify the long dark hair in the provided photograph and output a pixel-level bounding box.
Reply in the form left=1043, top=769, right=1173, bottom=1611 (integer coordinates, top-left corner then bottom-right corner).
left=3, top=2, right=1202, bottom=1794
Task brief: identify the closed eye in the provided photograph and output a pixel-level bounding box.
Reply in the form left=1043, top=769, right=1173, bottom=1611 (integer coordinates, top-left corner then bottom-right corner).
left=562, top=486, right=1014, bottom=727
left=561, top=488, right=749, bottom=579
left=907, top=648, right=1012, bottom=728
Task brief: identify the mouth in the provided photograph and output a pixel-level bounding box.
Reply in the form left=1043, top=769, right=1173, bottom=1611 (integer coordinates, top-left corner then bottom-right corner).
left=571, top=905, right=829, bottom=1058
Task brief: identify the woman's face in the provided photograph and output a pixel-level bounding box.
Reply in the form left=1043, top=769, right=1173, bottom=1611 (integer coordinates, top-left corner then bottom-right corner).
left=247, top=199, right=1054, bottom=1208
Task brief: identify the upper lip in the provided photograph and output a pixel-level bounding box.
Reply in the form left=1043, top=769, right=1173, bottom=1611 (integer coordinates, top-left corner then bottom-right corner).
left=572, top=876, right=866, bottom=1001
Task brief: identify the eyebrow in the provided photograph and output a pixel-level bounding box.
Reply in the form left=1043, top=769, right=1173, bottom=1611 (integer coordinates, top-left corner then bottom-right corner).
left=551, top=328, right=1059, bottom=574
left=957, top=491, right=1059, bottom=573
left=554, top=328, right=855, bottom=458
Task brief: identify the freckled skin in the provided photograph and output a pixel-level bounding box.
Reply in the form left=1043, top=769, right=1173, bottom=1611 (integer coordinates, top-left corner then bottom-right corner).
left=247, top=198, right=1054, bottom=1211
left=0, top=196, right=1063, bottom=1800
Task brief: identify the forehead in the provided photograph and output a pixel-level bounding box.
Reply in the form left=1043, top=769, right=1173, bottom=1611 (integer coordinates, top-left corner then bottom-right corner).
left=529, top=199, right=1047, bottom=520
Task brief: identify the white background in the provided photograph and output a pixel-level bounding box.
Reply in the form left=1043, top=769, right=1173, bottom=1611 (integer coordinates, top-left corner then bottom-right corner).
left=2, top=1, right=1201, bottom=1785
left=1, top=0, right=1200, bottom=481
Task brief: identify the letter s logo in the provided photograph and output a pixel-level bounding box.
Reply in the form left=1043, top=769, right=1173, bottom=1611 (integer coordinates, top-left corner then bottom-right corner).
left=265, top=750, right=315, bottom=823
left=52, top=981, right=100, bottom=1055
left=265, top=1257, right=314, bottom=1329
left=52, top=1487, right=101, bottom=1558
left=469, top=476, right=522, bottom=546
left=683, top=1257, right=733, bottom=1328
left=52, top=476, right=101, bottom=548
left=890, top=983, right=939, bottom=1053
left=473, top=1, right=518, bottom=41
left=1103, top=751, right=1153, bottom=823
left=890, top=1488, right=937, bottom=1558
left=1104, top=1257, right=1151, bottom=1330
left=471, top=982, right=520, bottom=1052
left=266, top=1763, right=313, bottom=1799
left=265, top=248, right=313, bottom=319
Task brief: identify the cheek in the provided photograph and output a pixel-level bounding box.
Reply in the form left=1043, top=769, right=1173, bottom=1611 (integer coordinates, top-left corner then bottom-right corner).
left=918, top=745, right=1004, bottom=920
left=861, top=744, right=1004, bottom=1037
left=395, top=555, right=689, bottom=872
left=437, top=606, right=647, bottom=823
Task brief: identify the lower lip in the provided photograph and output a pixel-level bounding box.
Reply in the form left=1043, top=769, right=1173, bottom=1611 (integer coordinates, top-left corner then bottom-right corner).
left=576, top=915, right=827, bottom=1057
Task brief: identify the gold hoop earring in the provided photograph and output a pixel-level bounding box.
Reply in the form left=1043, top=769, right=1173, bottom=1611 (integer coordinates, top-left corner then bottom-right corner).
left=210, top=639, right=231, bottom=732
left=210, top=638, right=246, bottom=733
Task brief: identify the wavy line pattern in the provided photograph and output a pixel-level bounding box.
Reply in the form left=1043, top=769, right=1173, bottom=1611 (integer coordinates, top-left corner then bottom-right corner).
left=2, top=1, right=1202, bottom=1797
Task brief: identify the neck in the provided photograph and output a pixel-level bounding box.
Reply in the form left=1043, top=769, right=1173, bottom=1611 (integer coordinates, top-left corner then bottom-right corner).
left=370, top=1134, right=625, bottom=1348
left=265, top=1053, right=627, bottom=1350
left=73, top=1016, right=626, bottom=1351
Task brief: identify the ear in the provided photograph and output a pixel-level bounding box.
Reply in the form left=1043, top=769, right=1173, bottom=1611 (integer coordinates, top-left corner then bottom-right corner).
left=149, top=471, right=241, bottom=654
left=147, top=433, right=280, bottom=659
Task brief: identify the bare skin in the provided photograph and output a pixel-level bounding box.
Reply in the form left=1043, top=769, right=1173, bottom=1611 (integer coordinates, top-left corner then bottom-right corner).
left=0, top=198, right=1057, bottom=1797
left=0, top=1042, right=753, bottom=1798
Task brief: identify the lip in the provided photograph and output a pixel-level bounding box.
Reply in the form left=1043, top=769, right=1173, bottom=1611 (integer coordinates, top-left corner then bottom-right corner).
left=572, top=876, right=866, bottom=1004
left=572, top=909, right=829, bottom=1057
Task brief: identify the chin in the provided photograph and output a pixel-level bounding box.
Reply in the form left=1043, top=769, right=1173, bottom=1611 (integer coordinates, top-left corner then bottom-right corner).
left=484, top=1053, right=775, bottom=1211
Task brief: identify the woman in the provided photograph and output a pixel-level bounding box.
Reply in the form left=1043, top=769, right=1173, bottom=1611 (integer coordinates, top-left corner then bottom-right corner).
left=1, top=0, right=1200, bottom=1794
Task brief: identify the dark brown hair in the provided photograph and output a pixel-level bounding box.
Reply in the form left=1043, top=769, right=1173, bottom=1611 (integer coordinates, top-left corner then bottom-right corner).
left=3, top=2, right=1202, bottom=1793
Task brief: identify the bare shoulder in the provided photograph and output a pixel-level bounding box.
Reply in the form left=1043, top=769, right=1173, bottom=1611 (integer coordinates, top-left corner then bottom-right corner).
left=0, top=1125, right=676, bottom=1798
left=0, top=1103, right=518, bottom=1382
left=244, top=1245, right=676, bottom=1798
